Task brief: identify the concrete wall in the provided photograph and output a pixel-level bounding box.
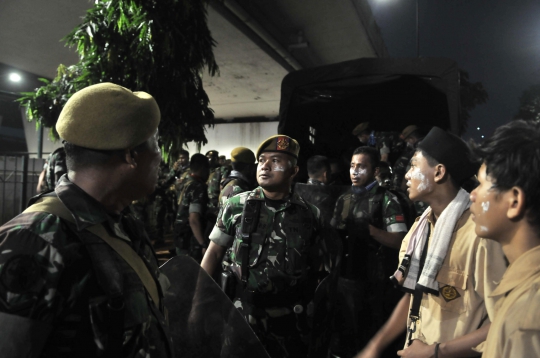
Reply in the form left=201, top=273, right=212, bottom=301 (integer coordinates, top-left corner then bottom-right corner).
left=185, top=121, right=278, bottom=159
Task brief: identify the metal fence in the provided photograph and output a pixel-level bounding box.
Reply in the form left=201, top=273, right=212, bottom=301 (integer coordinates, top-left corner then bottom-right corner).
left=0, top=154, right=45, bottom=226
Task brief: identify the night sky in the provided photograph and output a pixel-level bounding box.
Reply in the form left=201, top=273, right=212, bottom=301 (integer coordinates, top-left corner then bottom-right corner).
left=366, top=0, right=540, bottom=141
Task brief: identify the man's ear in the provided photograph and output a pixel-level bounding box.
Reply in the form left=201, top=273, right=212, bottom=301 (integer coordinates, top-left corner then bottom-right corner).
left=507, top=187, right=526, bottom=220
left=433, top=164, right=447, bottom=183
left=291, top=165, right=300, bottom=179
left=124, top=148, right=138, bottom=168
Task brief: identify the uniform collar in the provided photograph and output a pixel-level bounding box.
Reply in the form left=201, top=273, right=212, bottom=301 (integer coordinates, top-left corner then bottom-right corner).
left=229, top=170, right=249, bottom=183
left=307, top=178, right=325, bottom=185
left=351, top=180, right=379, bottom=196
left=490, top=245, right=540, bottom=297
left=249, top=186, right=309, bottom=210
left=54, top=175, right=118, bottom=232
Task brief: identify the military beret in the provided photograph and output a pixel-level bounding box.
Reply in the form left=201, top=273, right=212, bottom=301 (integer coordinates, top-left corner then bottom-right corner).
left=401, top=125, right=419, bottom=139
left=56, top=83, right=160, bottom=150
left=256, top=135, right=300, bottom=160
left=205, top=150, right=219, bottom=158
left=352, top=122, right=370, bottom=136
left=230, top=147, right=255, bottom=164
left=417, top=127, right=479, bottom=184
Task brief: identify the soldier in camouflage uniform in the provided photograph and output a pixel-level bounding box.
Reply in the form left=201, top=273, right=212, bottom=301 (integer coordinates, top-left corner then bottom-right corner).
left=173, top=153, right=210, bottom=262
left=330, top=146, right=408, bottom=358
left=202, top=135, right=326, bottom=358
left=218, top=147, right=256, bottom=208
left=153, top=149, right=191, bottom=242
left=37, top=147, right=68, bottom=192
left=0, top=83, right=173, bottom=357
left=45, top=147, right=67, bottom=190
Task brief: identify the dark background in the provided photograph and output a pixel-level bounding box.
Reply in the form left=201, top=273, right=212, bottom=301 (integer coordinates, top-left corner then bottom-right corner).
left=367, top=0, right=540, bottom=141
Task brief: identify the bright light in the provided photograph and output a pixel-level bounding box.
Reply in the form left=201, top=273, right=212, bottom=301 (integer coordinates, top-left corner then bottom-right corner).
left=9, top=73, right=21, bottom=82
left=481, top=135, right=485, bottom=139
left=477, top=127, right=480, bottom=130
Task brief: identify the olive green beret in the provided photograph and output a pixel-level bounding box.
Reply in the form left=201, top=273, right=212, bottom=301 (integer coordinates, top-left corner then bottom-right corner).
left=56, top=83, right=160, bottom=150
left=352, top=122, right=370, bottom=136
left=401, top=125, right=419, bottom=139
left=256, top=135, right=300, bottom=159
left=230, top=147, right=255, bottom=164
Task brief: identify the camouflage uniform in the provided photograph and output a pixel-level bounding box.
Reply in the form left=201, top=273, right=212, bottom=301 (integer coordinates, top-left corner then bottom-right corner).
left=218, top=170, right=254, bottom=208
left=44, top=147, right=67, bottom=191
left=173, top=175, right=208, bottom=261
left=209, top=187, right=324, bottom=357
left=329, top=181, right=408, bottom=356
left=207, top=165, right=231, bottom=209
left=0, top=176, right=172, bottom=358
left=303, top=179, right=335, bottom=227
left=392, top=146, right=414, bottom=189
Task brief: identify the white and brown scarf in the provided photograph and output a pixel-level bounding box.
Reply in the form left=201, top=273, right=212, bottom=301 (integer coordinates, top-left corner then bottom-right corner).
left=393, top=188, right=471, bottom=295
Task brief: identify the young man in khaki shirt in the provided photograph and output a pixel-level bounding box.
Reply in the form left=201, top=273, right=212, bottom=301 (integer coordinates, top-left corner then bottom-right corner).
left=356, top=127, right=506, bottom=358
left=469, top=120, right=540, bottom=357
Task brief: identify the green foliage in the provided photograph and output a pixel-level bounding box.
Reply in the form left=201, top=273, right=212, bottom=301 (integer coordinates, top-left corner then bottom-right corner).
left=18, top=0, right=218, bottom=161
left=514, top=84, right=540, bottom=121
left=459, top=69, right=488, bottom=134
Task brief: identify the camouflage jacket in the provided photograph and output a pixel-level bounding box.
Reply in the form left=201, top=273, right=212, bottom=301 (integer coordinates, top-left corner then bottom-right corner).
left=0, top=176, right=171, bottom=357
left=330, top=182, right=407, bottom=234
left=392, top=147, right=414, bottom=188
left=207, top=165, right=231, bottom=209
left=218, top=171, right=254, bottom=208
left=44, top=147, right=67, bottom=191
left=174, top=175, right=208, bottom=237
left=209, top=187, right=324, bottom=304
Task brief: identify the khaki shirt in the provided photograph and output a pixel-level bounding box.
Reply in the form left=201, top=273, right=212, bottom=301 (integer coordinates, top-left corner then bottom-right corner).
left=399, top=209, right=506, bottom=346
left=481, top=245, right=540, bottom=357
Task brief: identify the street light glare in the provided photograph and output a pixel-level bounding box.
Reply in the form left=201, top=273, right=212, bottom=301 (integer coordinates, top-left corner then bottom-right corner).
left=477, top=127, right=480, bottom=130
left=9, top=73, right=21, bottom=82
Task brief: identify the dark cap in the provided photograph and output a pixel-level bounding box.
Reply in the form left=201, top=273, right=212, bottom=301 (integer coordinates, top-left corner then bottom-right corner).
left=401, top=125, right=419, bottom=140
left=417, top=127, right=478, bottom=184
left=352, top=122, right=370, bottom=136
left=256, top=135, right=300, bottom=159
left=205, top=150, right=219, bottom=158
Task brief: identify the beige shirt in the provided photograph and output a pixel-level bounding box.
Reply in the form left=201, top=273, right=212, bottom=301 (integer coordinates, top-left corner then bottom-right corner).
left=399, top=209, right=506, bottom=346
left=482, top=245, right=540, bottom=357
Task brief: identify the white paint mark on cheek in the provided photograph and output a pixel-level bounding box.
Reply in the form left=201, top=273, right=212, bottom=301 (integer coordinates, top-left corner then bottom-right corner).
left=272, top=165, right=286, bottom=172
left=481, top=201, right=490, bottom=213
left=350, top=168, right=367, bottom=177
left=480, top=226, right=488, bottom=232
left=411, top=168, right=430, bottom=192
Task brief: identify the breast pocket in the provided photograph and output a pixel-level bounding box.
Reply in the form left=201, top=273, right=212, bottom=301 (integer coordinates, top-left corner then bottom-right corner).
left=430, top=266, right=469, bottom=314
left=232, top=226, right=266, bottom=267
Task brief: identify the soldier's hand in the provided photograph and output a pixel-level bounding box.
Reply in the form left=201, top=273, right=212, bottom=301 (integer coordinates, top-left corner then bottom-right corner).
left=397, top=340, right=435, bottom=358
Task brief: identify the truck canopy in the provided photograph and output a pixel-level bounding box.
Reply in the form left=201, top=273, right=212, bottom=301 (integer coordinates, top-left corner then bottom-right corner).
left=277, top=57, right=460, bottom=166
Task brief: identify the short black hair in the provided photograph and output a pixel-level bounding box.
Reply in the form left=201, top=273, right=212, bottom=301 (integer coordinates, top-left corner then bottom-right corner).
left=178, top=149, right=189, bottom=157
left=352, top=146, right=380, bottom=169
left=64, top=140, right=148, bottom=171
left=307, top=155, right=330, bottom=176
left=190, top=153, right=210, bottom=172
left=472, top=120, right=540, bottom=231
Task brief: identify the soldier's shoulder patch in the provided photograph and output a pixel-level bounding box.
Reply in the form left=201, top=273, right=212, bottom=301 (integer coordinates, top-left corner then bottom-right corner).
left=0, top=255, right=42, bottom=294
left=440, top=285, right=461, bottom=302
